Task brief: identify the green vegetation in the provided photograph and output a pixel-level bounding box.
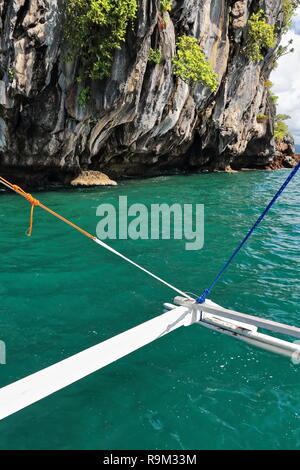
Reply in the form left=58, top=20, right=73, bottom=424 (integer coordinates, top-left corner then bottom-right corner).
left=160, top=0, right=172, bottom=12
left=265, top=87, right=291, bottom=142
left=160, top=0, right=172, bottom=27
left=267, top=81, right=278, bottom=104
left=272, top=38, right=294, bottom=69
left=269, top=91, right=279, bottom=105
left=256, top=113, right=268, bottom=123
left=148, top=48, right=162, bottom=65
left=64, top=0, right=137, bottom=80
left=8, top=69, right=14, bottom=82
left=276, top=114, right=292, bottom=121
left=270, top=0, right=300, bottom=68
left=282, top=0, right=300, bottom=33
left=245, top=10, right=277, bottom=62
left=275, top=114, right=291, bottom=121
left=263, top=79, right=273, bottom=88
left=78, top=86, right=91, bottom=107
left=274, top=114, right=291, bottom=141
left=266, top=81, right=278, bottom=107
left=172, top=35, right=219, bottom=91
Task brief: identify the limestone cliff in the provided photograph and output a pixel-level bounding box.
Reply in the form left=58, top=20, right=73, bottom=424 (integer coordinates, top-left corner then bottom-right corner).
left=0, top=0, right=294, bottom=186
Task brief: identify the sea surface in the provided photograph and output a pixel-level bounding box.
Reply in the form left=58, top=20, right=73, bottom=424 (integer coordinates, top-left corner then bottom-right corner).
left=0, top=169, right=299, bottom=450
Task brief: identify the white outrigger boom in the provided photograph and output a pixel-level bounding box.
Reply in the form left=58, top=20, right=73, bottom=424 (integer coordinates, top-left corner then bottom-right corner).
left=1, top=298, right=300, bottom=421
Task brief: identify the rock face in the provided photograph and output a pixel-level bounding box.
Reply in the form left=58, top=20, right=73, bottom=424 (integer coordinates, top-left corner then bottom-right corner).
left=276, top=134, right=295, bottom=157
left=0, top=0, right=292, bottom=186
left=268, top=134, right=298, bottom=169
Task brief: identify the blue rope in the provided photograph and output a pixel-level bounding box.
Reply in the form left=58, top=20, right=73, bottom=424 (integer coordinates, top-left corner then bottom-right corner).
left=196, top=162, right=300, bottom=304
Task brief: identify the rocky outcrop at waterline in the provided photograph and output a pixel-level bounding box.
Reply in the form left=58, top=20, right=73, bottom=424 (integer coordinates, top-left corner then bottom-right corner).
left=276, top=134, right=295, bottom=157
left=0, top=0, right=297, bottom=187
left=71, top=171, right=117, bottom=187
left=265, top=134, right=297, bottom=169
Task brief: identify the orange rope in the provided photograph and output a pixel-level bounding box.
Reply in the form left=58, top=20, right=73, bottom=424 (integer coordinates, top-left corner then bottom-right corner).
left=38, top=202, right=95, bottom=240
left=0, top=177, right=192, bottom=300
left=0, top=176, right=95, bottom=240
left=12, top=184, right=39, bottom=236
left=0, top=178, right=40, bottom=236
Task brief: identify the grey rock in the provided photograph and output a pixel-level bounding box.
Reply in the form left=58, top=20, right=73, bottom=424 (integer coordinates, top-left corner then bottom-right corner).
left=0, top=0, right=287, bottom=185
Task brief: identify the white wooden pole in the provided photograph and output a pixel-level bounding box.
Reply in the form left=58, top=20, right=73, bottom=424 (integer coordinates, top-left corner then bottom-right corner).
left=0, top=306, right=198, bottom=421
left=174, top=297, right=300, bottom=338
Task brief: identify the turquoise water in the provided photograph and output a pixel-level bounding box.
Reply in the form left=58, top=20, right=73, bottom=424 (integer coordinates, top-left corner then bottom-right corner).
left=0, top=170, right=299, bottom=450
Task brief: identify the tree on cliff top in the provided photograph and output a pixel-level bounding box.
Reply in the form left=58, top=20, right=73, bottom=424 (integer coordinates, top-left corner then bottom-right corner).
left=274, top=115, right=291, bottom=141
left=63, top=0, right=137, bottom=80
left=282, top=0, right=300, bottom=33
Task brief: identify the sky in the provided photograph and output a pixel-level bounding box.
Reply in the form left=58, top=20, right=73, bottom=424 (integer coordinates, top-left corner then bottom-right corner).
left=271, top=7, right=300, bottom=144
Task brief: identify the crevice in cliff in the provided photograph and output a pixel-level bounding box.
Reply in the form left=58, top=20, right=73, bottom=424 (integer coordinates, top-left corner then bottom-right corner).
left=150, top=23, right=160, bottom=49
left=1, top=0, right=9, bottom=29
left=31, top=45, right=47, bottom=95
left=250, top=0, right=261, bottom=16
left=13, top=0, right=30, bottom=40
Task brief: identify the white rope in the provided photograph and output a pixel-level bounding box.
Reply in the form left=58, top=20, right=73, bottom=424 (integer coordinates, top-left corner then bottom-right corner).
left=0, top=178, right=193, bottom=300
left=93, top=238, right=193, bottom=300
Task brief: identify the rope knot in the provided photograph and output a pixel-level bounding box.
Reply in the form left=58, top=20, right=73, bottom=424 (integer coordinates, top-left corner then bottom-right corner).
left=25, top=194, right=40, bottom=206
left=195, top=288, right=210, bottom=304
left=12, top=184, right=39, bottom=236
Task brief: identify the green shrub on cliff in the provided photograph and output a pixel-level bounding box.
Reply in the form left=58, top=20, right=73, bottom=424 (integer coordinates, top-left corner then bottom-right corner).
left=78, top=86, right=91, bottom=107
left=257, top=113, right=268, bottom=123
left=172, top=36, right=219, bottom=91
left=8, top=68, right=14, bottom=82
left=148, top=48, right=162, bottom=64
left=276, top=114, right=292, bottom=122
left=274, top=114, right=291, bottom=141
left=264, top=79, right=273, bottom=88
left=246, top=10, right=277, bottom=62
left=64, top=0, right=137, bottom=80
left=160, top=0, right=172, bottom=12
left=274, top=121, right=289, bottom=141
left=269, top=91, right=279, bottom=104
left=282, top=0, right=300, bottom=33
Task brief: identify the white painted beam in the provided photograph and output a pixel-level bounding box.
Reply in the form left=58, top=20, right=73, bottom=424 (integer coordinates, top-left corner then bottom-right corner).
left=174, top=297, right=300, bottom=338
left=0, top=306, right=198, bottom=421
